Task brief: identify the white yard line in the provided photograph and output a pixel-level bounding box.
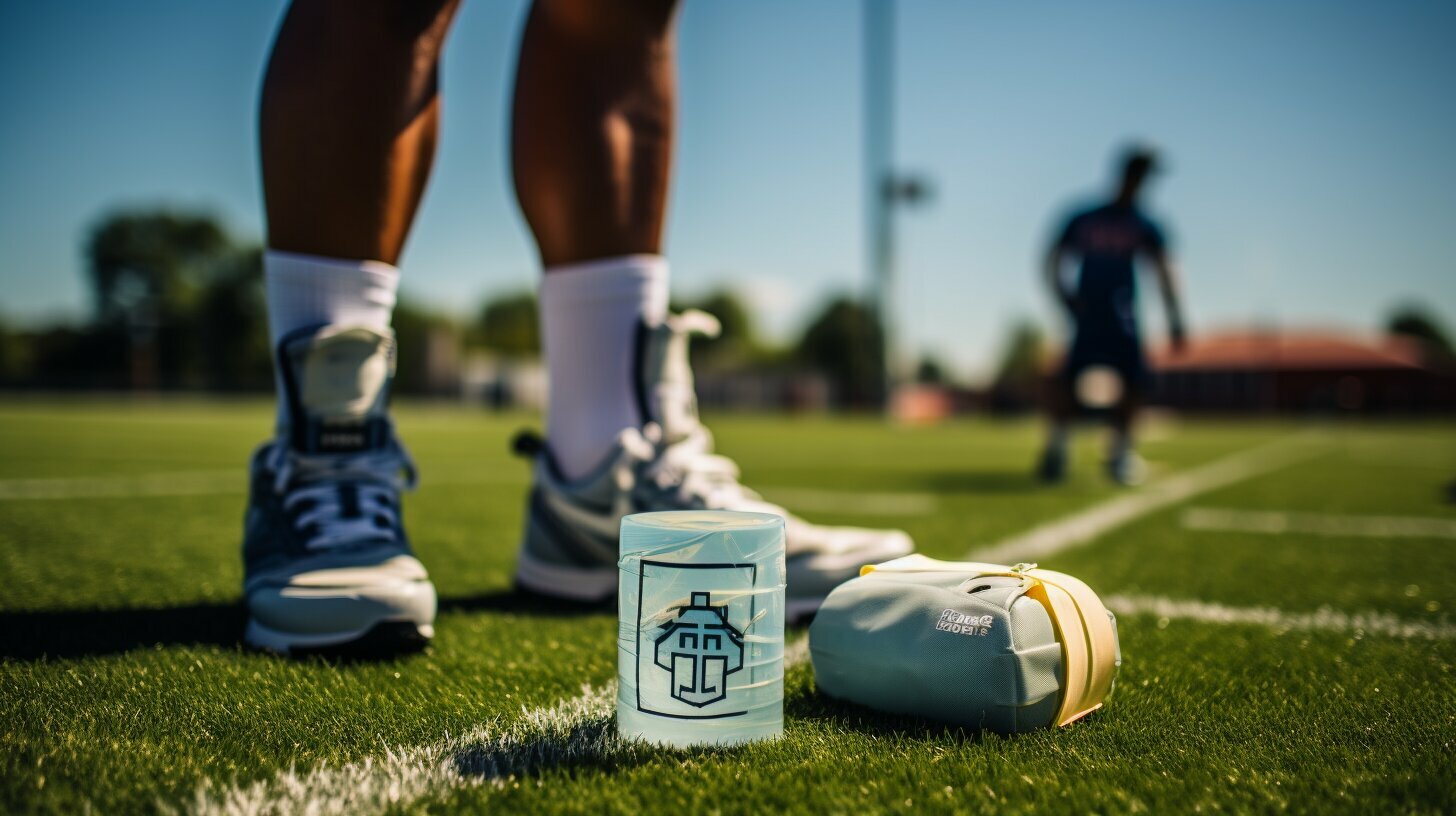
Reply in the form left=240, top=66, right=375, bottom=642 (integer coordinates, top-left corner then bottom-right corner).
left=1181, top=507, right=1456, bottom=540
left=186, top=639, right=811, bottom=816
left=185, top=683, right=619, bottom=816
left=1105, top=594, right=1456, bottom=640
left=968, top=435, right=1324, bottom=563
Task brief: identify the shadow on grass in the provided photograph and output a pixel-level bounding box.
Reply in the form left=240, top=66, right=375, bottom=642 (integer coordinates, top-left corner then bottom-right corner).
left=448, top=709, right=764, bottom=787
left=0, top=586, right=609, bottom=660
left=787, top=688, right=992, bottom=744
left=0, top=601, right=247, bottom=660
left=450, top=714, right=626, bottom=784
left=443, top=689, right=993, bottom=790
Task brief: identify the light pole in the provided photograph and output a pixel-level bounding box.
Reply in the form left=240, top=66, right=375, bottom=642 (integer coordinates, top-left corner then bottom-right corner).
left=864, top=0, right=932, bottom=408
left=864, top=0, right=894, bottom=406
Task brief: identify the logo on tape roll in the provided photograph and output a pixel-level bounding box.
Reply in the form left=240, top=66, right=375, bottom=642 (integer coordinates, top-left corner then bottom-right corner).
left=635, top=560, right=757, bottom=720
left=654, top=591, right=745, bottom=707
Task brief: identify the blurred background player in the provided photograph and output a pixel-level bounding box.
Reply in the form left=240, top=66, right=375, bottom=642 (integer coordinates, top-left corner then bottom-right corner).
left=1037, top=147, right=1187, bottom=486
left=243, top=0, right=911, bottom=654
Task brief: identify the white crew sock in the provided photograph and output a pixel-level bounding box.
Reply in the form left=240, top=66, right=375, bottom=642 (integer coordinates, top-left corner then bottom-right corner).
left=264, top=250, right=399, bottom=346
left=540, top=254, right=669, bottom=480
left=264, top=250, right=400, bottom=426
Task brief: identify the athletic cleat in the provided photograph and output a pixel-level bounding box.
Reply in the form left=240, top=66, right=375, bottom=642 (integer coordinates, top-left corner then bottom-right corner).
left=513, top=310, right=914, bottom=621
left=1106, top=450, right=1147, bottom=487
left=242, top=325, right=436, bottom=655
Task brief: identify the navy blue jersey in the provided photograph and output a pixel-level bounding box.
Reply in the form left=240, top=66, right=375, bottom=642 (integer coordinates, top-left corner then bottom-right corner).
left=1055, top=204, right=1166, bottom=338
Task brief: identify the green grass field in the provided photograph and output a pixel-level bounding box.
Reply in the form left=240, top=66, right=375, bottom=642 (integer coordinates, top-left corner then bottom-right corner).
left=2, top=399, right=1454, bottom=814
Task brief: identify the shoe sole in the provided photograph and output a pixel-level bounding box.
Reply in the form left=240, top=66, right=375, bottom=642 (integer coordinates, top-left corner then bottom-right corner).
left=246, top=618, right=434, bottom=657
left=245, top=580, right=436, bottom=656
left=515, top=550, right=826, bottom=623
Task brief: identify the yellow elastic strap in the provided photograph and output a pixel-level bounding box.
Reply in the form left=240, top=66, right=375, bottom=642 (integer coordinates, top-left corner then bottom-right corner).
left=1027, top=569, right=1117, bottom=725
left=964, top=570, right=1094, bottom=725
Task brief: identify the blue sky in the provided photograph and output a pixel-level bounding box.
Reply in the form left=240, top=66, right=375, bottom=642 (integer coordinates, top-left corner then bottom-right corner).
left=2, top=0, right=1453, bottom=379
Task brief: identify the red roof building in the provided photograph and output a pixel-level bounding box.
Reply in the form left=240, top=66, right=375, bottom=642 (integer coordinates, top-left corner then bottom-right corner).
left=1147, top=329, right=1453, bottom=413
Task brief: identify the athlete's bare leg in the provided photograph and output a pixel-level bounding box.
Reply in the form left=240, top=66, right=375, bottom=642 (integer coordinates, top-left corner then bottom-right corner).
left=261, top=0, right=462, bottom=263
left=512, top=0, right=680, bottom=267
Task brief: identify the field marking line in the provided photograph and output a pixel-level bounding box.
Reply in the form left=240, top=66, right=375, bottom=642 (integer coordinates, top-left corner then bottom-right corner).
left=1105, top=594, right=1456, bottom=640
left=967, top=434, right=1325, bottom=563
left=184, top=639, right=810, bottom=816
left=1182, top=507, right=1456, bottom=540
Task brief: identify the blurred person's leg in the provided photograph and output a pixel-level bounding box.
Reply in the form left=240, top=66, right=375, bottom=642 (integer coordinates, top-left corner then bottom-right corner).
left=509, top=0, right=912, bottom=613
left=1037, top=369, right=1076, bottom=483
left=1036, top=354, right=1083, bottom=480
left=1110, top=387, right=1140, bottom=456
left=1105, top=369, right=1147, bottom=486
left=241, top=0, right=461, bottom=655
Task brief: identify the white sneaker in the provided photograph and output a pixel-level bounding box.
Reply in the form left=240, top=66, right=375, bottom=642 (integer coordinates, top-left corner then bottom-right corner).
left=513, top=310, right=914, bottom=620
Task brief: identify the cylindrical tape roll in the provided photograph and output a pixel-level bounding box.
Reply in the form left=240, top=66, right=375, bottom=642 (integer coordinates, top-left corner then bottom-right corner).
left=617, top=510, right=787, bottom=748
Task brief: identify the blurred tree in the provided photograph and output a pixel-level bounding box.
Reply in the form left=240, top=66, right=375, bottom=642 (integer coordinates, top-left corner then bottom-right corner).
left=0, top=317, right=24, bottom=383
left=472, top=292, right=539, bottom=357
left=989, top=320, right=1045, bottom=414
left=686, top=289, right=760, bottom=369
left=85, top=210, right=231, bottom=388
left=914, top=354, right=948, bottom=385
left=22, top=325, right=129, bottom=389
left=1387, top=305, right=1454, bottom=362
left=795, top=297, right=884, bottom=407
left=393, top=299, right=460, bottom=395
left=197, top=248, right=272, bottom=391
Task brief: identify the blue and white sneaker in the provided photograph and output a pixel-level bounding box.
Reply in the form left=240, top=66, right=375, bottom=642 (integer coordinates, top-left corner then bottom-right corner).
left=513, top=310, right=914, bottom=621
left=242, top=325, right=436, bottom=654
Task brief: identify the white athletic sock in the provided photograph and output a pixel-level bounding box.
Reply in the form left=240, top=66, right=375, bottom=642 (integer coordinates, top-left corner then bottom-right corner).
left=264, top=250, right=399, bottom=346
left=264, top=250, right=400, bottom=426
left=540, top=254, right=669, bottom=480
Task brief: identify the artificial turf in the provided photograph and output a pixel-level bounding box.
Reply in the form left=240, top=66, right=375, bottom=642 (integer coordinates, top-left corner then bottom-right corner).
left=0, top=399, right=1452, bottom=813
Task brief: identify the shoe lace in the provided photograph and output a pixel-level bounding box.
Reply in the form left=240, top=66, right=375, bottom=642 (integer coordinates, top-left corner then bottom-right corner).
left=268, top=437, right=417, bottom=551
left=641, top=423, right=779, bottom=513
left=635, top=309, right=789, bottom=513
